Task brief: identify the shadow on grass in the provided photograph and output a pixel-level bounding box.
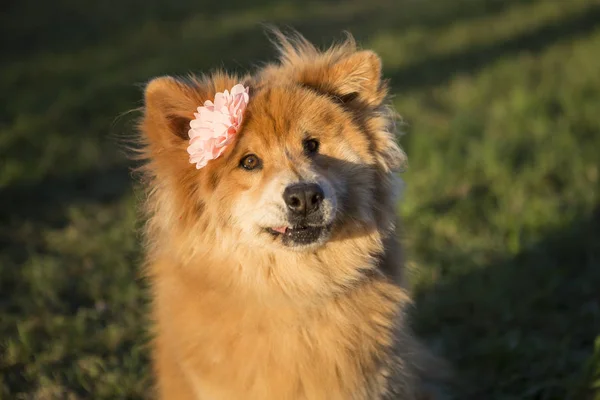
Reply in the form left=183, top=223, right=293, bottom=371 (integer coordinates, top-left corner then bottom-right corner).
left=0, top=163, right=135, bottom=273
left=388, top=3, right=600, bottom=93
left=1, top=0, right=538, bottom=63
left=0, top=165, right=133, bottom=227
left=412, top=206, right=600, bottom=399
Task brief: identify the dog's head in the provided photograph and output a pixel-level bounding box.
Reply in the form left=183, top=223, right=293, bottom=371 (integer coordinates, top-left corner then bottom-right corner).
left=140, top=32, right=405, bottom=257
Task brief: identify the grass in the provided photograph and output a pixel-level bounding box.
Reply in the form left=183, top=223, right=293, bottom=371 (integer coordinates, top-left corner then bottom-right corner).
left=1, top=0, right=599, bottom=398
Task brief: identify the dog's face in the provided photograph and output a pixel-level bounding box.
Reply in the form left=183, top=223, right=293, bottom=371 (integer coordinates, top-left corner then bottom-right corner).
left=141, top=35, right=404, bottom=256
left=216, top=85, right=379, bottom=251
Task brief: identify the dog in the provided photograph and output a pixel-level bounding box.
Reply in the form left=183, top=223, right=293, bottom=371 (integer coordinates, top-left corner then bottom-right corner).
left=137, top=30, right=446, bottom=399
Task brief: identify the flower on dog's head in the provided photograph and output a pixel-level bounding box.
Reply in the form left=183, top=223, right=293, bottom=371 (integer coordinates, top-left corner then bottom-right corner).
left=187, top=84, right=250, bottom=169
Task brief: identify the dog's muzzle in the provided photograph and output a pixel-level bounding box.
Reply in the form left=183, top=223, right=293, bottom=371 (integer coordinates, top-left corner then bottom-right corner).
left=265, top=182, right=330, bottom=247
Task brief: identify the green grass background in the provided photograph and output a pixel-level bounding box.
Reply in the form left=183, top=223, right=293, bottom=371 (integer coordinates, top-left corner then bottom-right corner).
left=1, top=0, right=599, bottom=398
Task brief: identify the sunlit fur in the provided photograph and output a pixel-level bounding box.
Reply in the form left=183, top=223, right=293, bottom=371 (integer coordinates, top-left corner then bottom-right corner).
left=137, top=30, right=446, bottom=400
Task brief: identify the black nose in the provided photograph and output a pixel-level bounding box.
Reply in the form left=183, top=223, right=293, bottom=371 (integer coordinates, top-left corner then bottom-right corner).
left=283, top=183, right=324, bottom=216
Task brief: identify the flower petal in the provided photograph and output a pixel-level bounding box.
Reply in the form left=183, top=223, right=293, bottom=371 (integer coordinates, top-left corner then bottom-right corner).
left=187, top=83, right=249, bottom=169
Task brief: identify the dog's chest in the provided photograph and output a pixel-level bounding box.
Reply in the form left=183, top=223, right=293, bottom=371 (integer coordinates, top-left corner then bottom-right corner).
left=182, top=300, right=391, bottom=399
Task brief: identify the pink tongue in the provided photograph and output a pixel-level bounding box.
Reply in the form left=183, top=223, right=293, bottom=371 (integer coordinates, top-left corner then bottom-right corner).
left=272, top=226, right=287, bottom=234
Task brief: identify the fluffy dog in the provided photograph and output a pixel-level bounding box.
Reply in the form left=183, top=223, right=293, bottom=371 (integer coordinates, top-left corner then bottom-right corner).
left=137, top=31, right=445, bottom=399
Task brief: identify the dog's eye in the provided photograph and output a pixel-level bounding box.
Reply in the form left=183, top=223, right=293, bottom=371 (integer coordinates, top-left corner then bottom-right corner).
left=303, top=138, right=320, bottom=155
left=240, top=154, right=261, bottom=170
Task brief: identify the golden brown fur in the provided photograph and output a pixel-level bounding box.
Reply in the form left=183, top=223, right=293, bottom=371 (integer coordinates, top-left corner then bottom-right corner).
left=137, top=31, right=445, bottom=399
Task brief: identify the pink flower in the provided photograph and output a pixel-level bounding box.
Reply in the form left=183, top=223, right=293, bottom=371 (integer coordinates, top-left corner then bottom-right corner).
left=187, top=84, right=250, bottom=169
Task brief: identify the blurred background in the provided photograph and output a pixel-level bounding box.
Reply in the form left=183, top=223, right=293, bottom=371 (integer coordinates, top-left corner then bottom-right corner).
left=1, top=0, right=599, bottom=398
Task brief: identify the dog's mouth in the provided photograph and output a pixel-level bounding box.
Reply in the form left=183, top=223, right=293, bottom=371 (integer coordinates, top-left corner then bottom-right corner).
left=266, top=225, right=330, bottom=246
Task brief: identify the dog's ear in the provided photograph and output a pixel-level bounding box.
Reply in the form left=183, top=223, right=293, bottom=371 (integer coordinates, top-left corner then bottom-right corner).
left=142, top=76, right=200, bottom=149
left=297, top=50, right=385, bottom=108
left=267, top=31, right=386, bottom=107
left=139, top=72, right=246, bottom=181
left=325, top=50, right=384, bottom=106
